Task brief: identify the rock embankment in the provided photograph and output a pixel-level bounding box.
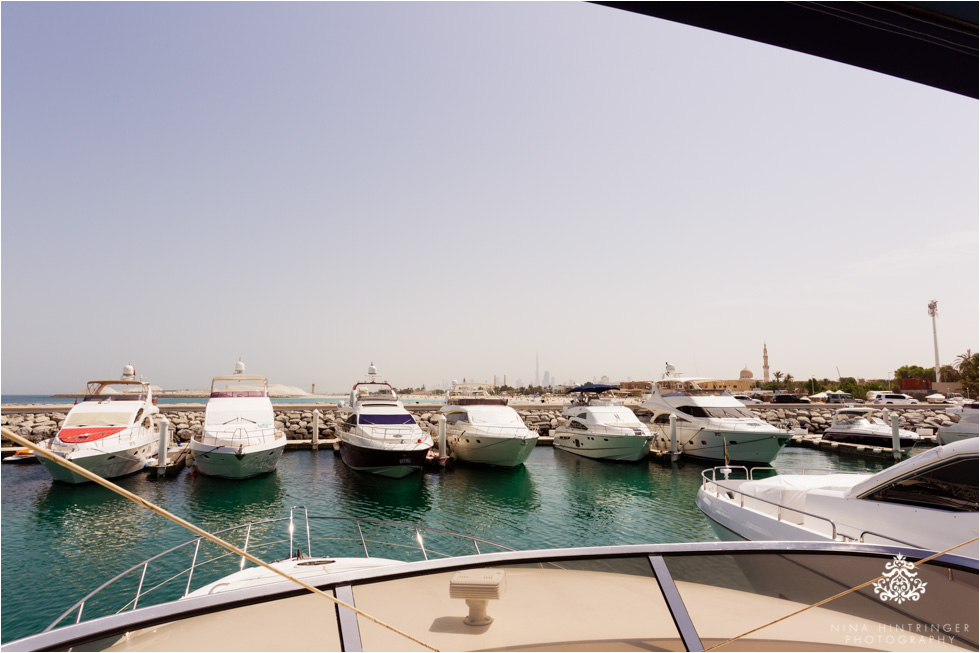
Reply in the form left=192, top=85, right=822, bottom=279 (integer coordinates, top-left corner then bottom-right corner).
left=746, top=407, right=958, bottom=434
left=1, top=406, right=959, bottom=445
left=0, top=407, right=570, bottom=444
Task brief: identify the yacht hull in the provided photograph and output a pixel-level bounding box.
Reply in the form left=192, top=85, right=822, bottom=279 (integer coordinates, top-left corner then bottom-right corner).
left=447, top=431, right=538, bottom=467
left=338, top=440, right=428, bottom=478
left=189, top=439, right=285, bottom=479
left=652, top=429, right=788, bottom=464
left=552, top=430, right=651, bottom=461
left=38, top=441, right=154, bottom=484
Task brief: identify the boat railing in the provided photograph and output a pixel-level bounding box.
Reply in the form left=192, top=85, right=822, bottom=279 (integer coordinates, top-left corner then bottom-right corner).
left=335, top=424, right=428, bottom=445
left=701, top=467, right=842, bottom=540
left=562, top=423, right=648, bottom=437
left=195, top=424, right=282, bottom=447
left=454, top=425, right=537, bottom=438
left=44, top=510, right=516, bottom=633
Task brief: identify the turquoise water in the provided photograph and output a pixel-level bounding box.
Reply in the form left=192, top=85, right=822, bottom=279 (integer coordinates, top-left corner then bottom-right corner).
left=0, top=446, right=889, bottom=644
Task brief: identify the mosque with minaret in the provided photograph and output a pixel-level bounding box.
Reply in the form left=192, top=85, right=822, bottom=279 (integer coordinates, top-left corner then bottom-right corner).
left=679, top=343, right=771, bottom=392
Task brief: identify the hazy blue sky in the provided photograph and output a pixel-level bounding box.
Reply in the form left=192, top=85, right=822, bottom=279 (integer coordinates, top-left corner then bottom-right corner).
left=2, top=2, right=977, bottom=394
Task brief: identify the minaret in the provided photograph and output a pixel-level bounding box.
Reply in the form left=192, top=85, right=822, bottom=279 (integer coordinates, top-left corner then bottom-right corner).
left=763, top=342, right=770, bottom=383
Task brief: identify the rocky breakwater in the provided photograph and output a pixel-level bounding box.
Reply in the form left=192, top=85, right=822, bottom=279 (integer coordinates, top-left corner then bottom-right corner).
left=273, top=406, right=567, bottom=441
left=748, top=406, right=959, bottom=434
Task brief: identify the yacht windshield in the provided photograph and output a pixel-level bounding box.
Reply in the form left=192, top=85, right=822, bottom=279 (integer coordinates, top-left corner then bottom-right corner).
left=677, top=406, right=756, bottom=419
left=864, top=458, right=979, bottom=512
left=358, top=414, right=416, bottom=426
left=63, top=411, right=133, bottom=427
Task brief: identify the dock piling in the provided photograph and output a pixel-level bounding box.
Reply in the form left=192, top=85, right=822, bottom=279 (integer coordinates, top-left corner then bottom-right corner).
left=890, top=414, right=902, bottom=461
left=155, top=415, right=171, bottom=478
left=437, top=415, right=447, bottom=459
left=669, top=414, right=679, bottom=463
left=312, top=410, right=321, bottom=451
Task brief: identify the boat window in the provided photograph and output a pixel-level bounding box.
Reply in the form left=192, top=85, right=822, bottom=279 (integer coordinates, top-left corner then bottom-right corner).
left=134, top=408, right=144, bottom=424
left=677, top=405, right=709, bottom=418
left=445, top=413, right=467, bottom=424
left=702, top=407, right=757, bottom=419
left=577, top=413, right=587, bottom=420
left=62, top=411, right=134, bottom=427
left=862, top=458, right=979, bottom=512
left=358, top=414, right=417, bottom=426
left=569, top=419, right=588, bottom=430
left=653, top=414, right=672, bottom=425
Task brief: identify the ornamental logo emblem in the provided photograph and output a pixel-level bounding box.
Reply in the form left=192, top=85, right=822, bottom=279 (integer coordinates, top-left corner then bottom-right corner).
left=873, top=554, right=927, bottom=604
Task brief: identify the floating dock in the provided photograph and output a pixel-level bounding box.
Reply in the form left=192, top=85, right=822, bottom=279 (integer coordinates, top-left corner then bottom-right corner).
left=146, top=444, right=190, bottom=478
left=786, top=433, right=937, bottom=460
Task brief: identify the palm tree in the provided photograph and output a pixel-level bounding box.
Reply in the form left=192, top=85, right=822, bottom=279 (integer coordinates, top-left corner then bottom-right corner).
left=773, top=371, right=784, bottom=388
left=784, top=373, right=794, bottom=390
left=956, top=349, right=974, bottom=374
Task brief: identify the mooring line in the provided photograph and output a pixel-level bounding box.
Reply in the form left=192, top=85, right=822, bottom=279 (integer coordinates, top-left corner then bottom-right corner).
left=2, top=427, right=438, bottom=651
left=703, top=536, right=980, bottom=651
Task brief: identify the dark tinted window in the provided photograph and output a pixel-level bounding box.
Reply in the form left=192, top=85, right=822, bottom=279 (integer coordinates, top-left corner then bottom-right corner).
left=864, top=458, right=979, bottom=512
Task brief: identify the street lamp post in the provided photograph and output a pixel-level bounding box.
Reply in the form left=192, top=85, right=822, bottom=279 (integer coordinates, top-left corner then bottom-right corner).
left=928, top=300, right=940, bottom=383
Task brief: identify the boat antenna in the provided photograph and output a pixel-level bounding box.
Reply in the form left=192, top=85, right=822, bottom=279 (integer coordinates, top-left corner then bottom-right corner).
left=0, top=427, right=438, bottom=651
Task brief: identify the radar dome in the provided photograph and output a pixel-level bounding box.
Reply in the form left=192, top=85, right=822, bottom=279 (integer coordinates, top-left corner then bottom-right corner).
left=235, top=358, right=246, bottom=374
left=368, top=362, right=378, bottom=376
left=122, top=364, right=135, bottom=380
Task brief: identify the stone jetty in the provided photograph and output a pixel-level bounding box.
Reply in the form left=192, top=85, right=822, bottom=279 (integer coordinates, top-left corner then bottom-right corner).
left=0, top=405, right=961, bottom=445
left=0, top=405, right=568, bottom=444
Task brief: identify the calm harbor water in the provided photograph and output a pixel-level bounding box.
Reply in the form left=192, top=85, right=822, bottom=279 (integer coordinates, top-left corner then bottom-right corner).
left=0, top=446, right=889, bottom=644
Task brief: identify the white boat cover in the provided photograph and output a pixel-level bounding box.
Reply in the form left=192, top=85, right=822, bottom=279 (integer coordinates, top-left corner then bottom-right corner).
left=740, top=474, right=869, bottom=515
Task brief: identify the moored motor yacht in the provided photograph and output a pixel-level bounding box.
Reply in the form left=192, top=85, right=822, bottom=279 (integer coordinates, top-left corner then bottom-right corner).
left=641, top=367, right=790, bottom=464
left=38, top=367, right=160, bottom=484
left=189, top=361, right=287, bottom=479
left=937, top=401, right=979, bottom=445
left=336, top=364, right=432, bottom=478
left=440, top=382, right=538, bottom=467
left=821, top=407, right=923, bottom=448
left=696, top=437, right=979, bottom=558
left=552, top=385, right=652, bottom=461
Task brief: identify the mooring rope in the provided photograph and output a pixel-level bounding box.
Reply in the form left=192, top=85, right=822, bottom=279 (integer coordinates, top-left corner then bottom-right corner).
left=2, top=427, right=438, bottom=651
left=703, top=536, right=980, bottom=651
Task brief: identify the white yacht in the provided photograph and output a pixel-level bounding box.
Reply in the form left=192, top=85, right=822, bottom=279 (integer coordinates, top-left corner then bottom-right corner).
left=553, top=385, right=652, bottom=461
left=440, top=382, right=538, bottom=467
left=937, top=401, right=979, bottom=445
left=821, top=407, right=922, bottom=448
left=39, top=366, right=159, bottom=484
left=189, top=362, right=287, bottom=479
left=641, top=368, right=790, bottom=464
left=697, top=438, right=979, bottom=558
left=336, top=364, right=432, bottom=478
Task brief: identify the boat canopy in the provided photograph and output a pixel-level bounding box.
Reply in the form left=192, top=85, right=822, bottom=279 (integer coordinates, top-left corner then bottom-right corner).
left=567, top=384, right=618, bottom=393
left=462, top=405, right=525, bottom=426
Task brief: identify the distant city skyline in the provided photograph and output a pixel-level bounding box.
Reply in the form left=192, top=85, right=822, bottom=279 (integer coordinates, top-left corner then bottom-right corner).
left=2, top=2, right=976, bottom=394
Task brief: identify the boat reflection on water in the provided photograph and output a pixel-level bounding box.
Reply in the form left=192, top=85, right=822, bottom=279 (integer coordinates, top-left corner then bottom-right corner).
left=183, top=469, right=288, bottom=531
left=549, top=449, right=719, bottom=546
left=330, top=453, right=434, bottom=524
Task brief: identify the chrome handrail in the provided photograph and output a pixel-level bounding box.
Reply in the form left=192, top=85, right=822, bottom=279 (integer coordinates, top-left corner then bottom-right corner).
left=45, top=512, right=516, bottom=633
left=701, top=471, right=840, bottom=539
